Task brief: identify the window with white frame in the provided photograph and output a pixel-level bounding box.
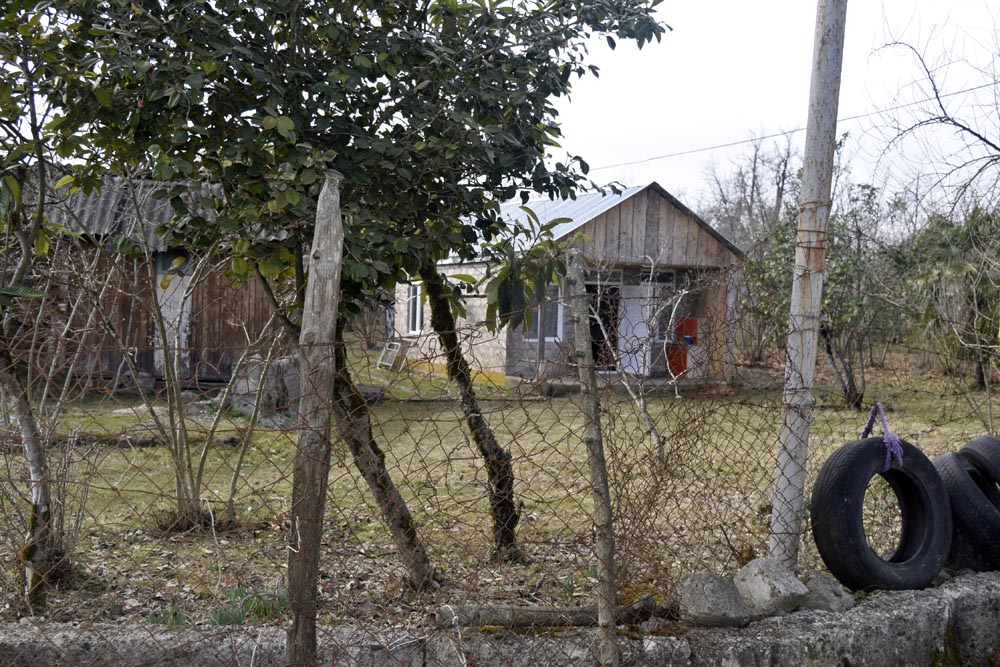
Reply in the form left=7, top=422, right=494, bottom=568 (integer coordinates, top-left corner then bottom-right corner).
left=406, top=283, right=423, bottom=334
left=523, top=285, right=562, bottom=342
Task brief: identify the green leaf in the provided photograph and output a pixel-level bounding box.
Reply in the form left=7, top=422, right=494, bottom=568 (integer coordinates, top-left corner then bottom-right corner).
left=284, top=188, right=301, bottom=206
left=232, top=256, right=248, bottom=276
left=2, top=174, right=21, bottom=202
left=94, top=87, right=113, bottom=107
left=275, top=116, right=295, bottom=140
left=0, top=185, right=11, bottom=219
left=54, top=174, right=75, bottom=190
left=34, top=233, right=49, bottom=256
left=0, top=286, right=49, bottom=300
left=160, top=274, right=172, bottom=289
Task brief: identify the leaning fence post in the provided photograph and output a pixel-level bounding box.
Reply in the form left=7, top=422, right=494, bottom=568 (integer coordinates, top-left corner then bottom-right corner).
left=286, top=173, right=344, bottom=667
left=769, top=0, right=848, bottom=569
left=566, top=249, right=621, bottom=667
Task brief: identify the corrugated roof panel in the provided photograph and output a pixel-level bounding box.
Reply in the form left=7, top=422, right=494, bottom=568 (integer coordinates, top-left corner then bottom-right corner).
left=49, top=177, right=212, bottom=252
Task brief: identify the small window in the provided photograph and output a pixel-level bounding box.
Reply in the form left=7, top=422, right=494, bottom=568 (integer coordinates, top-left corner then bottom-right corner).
left=406, top=283, right=423, bottom=334
left=523, top=285, right=562, bottom=342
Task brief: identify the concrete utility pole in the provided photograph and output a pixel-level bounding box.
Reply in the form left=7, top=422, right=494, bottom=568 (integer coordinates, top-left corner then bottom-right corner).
left=768, top=0, right=848, bottom=569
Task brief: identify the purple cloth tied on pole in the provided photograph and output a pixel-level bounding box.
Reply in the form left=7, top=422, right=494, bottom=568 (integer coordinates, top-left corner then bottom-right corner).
left=862, top=402, right=904, bottom=472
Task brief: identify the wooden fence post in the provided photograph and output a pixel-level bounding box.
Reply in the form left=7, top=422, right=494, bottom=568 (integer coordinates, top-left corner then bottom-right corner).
left=286, top=174, right=344, bottom=666
left=567, top=249, right=621, bottom=667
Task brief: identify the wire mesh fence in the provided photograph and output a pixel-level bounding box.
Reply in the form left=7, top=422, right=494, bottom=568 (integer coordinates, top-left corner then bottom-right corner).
left=0, top=274, right=996, bottom=665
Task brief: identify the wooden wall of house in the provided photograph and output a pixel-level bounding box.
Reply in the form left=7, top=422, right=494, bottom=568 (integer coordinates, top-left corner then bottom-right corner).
left=189, top=271, right=284, bottom=382
left=645, top=272, right=732, bottom=383
left=34, top=248, right=285, bottom=388
left=21, top=250, right=158, bottom=389
left=574, top=188, right=736, bottom=270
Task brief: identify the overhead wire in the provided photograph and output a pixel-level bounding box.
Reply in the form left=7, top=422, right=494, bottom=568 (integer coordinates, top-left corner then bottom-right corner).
left=588, top=81, right=997, bottom=171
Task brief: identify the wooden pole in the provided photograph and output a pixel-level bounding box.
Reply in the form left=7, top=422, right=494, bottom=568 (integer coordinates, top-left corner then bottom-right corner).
left=567, top=250, right=621, bottom=667
left=286, top=174, right=344, bottom=667
left=768, top=0, right=848, bottom=569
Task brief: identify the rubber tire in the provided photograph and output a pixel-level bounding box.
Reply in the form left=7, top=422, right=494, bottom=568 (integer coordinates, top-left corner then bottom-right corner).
left=811, top=438, right=952, bottom=591
left=960, top=435, right=1000, bottom=489
left=945, top=522, right=993, bottom=573
left=935, top=439, right=1000, bottom=569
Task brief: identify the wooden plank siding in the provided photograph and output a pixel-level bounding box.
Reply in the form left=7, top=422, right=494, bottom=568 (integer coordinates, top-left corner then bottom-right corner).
left=34, top=247, right=285, bottom=387
left=189, top=273, right=283, bottom=382
left=50, top=250, right=157, bottom=385
left=575, top=187, right=736, bottom=270
left=629, top=189, right=647, bottom=263
left=644, top=191, right=660, bottom=267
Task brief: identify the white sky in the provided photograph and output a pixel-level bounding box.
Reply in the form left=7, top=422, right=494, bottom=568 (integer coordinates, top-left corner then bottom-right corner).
left=553, top=0, right=1000, bottom=208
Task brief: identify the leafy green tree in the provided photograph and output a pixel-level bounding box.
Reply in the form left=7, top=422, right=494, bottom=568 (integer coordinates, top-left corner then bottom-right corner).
left=0, top=0, right=113, bottom=613
left=702, top=139, right=797, bottom=362
left=820, top=183, right=905, bottom=409
left=42, top=0, right=665, bottom=655
left=705, top=139, right=907, bottom=408
left=0, top=1, right=99, bottom=611
left=907, top=207, right=1000, bottom=413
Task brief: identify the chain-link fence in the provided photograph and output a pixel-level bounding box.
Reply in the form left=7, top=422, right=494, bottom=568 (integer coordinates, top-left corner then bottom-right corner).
left=0, top=266, right=996, bottom=665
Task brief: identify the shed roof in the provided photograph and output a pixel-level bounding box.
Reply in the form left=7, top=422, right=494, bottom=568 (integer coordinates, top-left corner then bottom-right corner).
left=48, top=176, right=218, bottom=252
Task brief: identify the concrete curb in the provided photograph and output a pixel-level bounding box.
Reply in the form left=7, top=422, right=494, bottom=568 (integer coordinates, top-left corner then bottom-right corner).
left=3, top=572, right=1000, bottom=666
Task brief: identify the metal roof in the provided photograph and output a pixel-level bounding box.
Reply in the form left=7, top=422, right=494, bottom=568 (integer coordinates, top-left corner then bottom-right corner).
left=48, top=176, right=220, bottom=252
left=497, top=184, right=650, bottom=243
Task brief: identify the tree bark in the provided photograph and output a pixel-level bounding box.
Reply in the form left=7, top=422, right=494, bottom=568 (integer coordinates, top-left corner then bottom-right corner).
left=566, top=250, right=621, bottom=667
left=331, top=328, right=437, bottom=589
left=820, top=324, right=863, bottom=410
left=286, top=175, right=344, bottom=667
left=419, top=265, right=522, bottom=562
left=0, top=343, right=53, bottom=614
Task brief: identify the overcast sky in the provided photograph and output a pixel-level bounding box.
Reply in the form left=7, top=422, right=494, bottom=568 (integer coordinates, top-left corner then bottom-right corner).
left=552, top=0, right=1000, bottom=208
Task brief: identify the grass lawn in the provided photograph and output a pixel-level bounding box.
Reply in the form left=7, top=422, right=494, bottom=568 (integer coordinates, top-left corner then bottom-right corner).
left=0, top=346, right=993, bottom=627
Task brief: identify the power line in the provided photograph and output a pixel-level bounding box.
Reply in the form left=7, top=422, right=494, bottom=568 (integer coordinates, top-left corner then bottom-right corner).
left=589, top=81, right=997, bottom=171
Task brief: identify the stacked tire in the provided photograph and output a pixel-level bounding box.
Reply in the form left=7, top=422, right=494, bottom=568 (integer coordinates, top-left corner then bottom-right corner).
left=934, top=436, right=1000, bottom=571
left=811, top=435, right=1000, bottom=592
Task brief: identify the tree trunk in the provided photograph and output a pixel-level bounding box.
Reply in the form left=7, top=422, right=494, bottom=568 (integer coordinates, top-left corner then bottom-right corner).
left=820, top=324, right=863, bottom=410
left=0, top=344, right=53, bottom=614
left=566, top=250, right=621, bottom=667
left=331, top=329, right=437, bottom=589
left=974, top=358, right=987, bottom=390
left=286, top=175, right=344, bottom=667
left=419, top=265, right=522, bottom=562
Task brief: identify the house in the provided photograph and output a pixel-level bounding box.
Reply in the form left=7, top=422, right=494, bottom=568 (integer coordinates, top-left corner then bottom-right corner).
left=36, top=177, right=282, bottom=386
left=391, top=182, right=743, bottom=385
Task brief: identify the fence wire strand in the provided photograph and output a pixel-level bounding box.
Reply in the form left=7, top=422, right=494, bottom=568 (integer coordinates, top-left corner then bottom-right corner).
left=0, top=276, right=997, bottom=665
